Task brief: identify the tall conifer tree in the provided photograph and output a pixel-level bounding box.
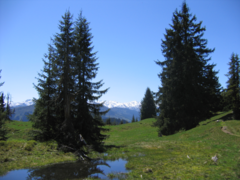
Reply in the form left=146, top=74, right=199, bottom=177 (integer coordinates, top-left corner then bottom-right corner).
left=0, top=93, right=5, bottom=113
left=0, top=70, right=7, bottom=140
left=29, top=43, right=58, bottom=140
left=155, top=2, right=221, bottom=135
left=52, top=11, right=77, bottom=146
left=72, top=11, right=109, bottom=149
left=5, top=94, right=14, bottom=120
left=131, top=115, right=135, bottom=123
left=225, top=53, right=240, bottom=119
left=140, top=87, right=156, bottom=120
left=0, top=70, right=5, bottom=114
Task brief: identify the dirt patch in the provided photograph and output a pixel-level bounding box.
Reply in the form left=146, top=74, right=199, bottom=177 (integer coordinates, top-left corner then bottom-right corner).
left=221, top=126, right=240, bottom=137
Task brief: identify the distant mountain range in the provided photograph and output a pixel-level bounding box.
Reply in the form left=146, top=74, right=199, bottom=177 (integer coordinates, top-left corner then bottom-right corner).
left=12, top=99, right=141, bottom=110
left=10, top=99, right=140, bottom=122
left=98, top=100, right=140, bottom=111
left=11, top=99, right=34, bottom=107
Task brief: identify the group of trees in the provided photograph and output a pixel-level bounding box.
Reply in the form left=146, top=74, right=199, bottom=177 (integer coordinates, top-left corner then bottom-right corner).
left=131, top=115, right=138, bottom=122
left=29, top=11, right=109, bottom=151
left=0, top=70, right=15, bottom=140
left=151, top=2, right=239, bottom=135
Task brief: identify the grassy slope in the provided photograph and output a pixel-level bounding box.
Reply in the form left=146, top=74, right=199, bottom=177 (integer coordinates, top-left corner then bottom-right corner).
left=1, top=111, right=240, bottom=179
left=98, top=111, right=240, bottom=179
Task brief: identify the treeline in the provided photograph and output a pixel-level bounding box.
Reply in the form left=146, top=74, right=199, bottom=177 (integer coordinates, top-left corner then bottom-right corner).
left=28, top=11, right=109, bottom=151
left=104, top=117, right=128, bottom=125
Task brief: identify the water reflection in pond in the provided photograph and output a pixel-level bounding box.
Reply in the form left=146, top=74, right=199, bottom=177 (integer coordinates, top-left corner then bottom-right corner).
left=0, top=159, right=129, bottom=180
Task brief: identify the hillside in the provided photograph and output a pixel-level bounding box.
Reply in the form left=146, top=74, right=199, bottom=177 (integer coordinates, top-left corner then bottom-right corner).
left=99, top=111, right=240, bottom=179
left=1, top=111, right=240, bottom=179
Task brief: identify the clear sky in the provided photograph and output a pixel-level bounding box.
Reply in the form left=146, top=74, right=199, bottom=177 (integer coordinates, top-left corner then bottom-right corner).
left=0, top=0, right=239, bottom=103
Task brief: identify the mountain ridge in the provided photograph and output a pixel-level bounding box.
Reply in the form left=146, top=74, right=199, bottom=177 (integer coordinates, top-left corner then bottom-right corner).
left=10, top=99, right=140, bottom=122
left=12, top=99, right=141, bottom=110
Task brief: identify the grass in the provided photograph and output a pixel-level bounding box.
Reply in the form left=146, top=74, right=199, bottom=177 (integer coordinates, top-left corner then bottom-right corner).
left=91, top=110, right=240, bottom=179
left=0, top=121, right=76, bottom=176
left=1, top=111, right=240, bottom=179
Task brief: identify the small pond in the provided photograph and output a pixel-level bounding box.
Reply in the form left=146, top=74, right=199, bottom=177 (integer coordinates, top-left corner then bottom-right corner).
left=0, top=158, right=130, bottom=180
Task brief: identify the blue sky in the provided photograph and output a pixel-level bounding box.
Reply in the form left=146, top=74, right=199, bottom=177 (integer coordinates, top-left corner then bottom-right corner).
left=0, top=0, right=239, bottom=103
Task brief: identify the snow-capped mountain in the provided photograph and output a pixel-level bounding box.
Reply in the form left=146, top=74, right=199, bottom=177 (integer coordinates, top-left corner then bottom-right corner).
left=11, top=99, right=141, bottom=122
left=11, top=99, right=34, bottom=107
left=99, top=100, right=141, bottom=111
left=12, top=99, right=141, bottom=110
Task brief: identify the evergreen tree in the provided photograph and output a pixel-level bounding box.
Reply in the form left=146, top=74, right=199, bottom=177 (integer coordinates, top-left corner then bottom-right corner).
left=131, top=115, right=135, bottom=123
left=5, top=93, right=14, bottom=120
left=140, top=87, right=156, bottom=120
left=0, top=71, right=5, bottom=114
left=0, top=70, right=7, bottom=140
left=52, top=11, right=76, bottom=147
left=29, top=43, right=58, bottom=140
left=225, top=53, right=240, bottom=119
left=72, top=11, right=109, bottom=149
left=0, top=109, right=7, bottom=140
left=155, top=2, right=221, bottom=135
left=0, top=93, right=5, bottom=113
left=220, top=88, right=230, bottom=111
left=120, top=119, right=123, bottom=124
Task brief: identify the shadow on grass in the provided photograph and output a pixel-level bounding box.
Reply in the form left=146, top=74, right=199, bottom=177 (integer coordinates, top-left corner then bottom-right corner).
left=104, top=145, right=126, bottom=150
left=220, top=113, right=234, bottom=121
left=201, top=112, right=233, bottom=126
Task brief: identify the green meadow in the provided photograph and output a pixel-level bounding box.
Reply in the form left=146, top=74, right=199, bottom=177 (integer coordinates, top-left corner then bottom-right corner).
left=1, top=111, right=240, bottom=179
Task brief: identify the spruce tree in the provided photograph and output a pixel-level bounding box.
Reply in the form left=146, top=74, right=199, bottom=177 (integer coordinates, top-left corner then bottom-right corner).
left=225, top=53, right=240, bottom=119
left=29, top=43, right=58, bottom=140
left=5, top=93, right=14, bottom=120
left=131, top=115, right=135, bottom=123
left=155, top=2, right=221, bottom=135
left=0, top=93, right=5, bottom=113
left=0, top=70, right=5, bottom=114
left=0, top=109, right=7, bottom=140
left=140, top=87, right=156, bottom=120
left=52, top=10, right=76, bottom=147
left=72, top=11, right=109, bottom=149
left=0, top=70, right=7, bottom=140
left=220, top=89, right=230, bottom=111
